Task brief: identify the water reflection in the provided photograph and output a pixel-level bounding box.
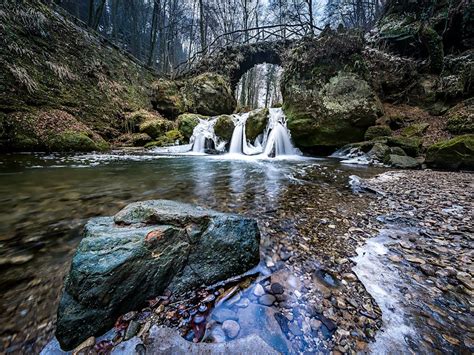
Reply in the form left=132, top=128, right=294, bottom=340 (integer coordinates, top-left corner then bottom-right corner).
left=0, top=151, right=378, bottom=353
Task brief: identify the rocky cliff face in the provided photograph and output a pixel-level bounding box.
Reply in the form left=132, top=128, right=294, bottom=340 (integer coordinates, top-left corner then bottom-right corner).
left=280, top=0, right=473, bottom=169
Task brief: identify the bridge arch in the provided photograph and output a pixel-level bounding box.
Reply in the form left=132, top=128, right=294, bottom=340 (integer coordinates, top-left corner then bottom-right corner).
left=180, top=40, right=289, bottom=93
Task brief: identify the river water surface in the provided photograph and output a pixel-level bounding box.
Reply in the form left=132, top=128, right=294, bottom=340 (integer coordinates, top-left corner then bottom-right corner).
left=1, top=151, right=384, bottom=353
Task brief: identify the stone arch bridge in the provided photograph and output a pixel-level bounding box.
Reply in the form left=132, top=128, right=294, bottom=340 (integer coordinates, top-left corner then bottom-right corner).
left=174, top=24, right=322, bottom=90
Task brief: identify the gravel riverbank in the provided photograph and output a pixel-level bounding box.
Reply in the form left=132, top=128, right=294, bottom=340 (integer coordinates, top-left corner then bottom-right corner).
left=99, top=168, right=473, bottom=354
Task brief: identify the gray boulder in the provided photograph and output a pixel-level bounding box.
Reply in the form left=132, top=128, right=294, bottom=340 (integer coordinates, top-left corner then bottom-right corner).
left=387, top=154, right=420, bottom=169
left=56, top=200, right=260, bottom=350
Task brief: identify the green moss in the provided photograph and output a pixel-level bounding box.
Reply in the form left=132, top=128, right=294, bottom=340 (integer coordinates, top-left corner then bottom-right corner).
left=426, top=135, right=474, bottom=170
left=401, top=123, right=429, bottom=137
left=0, top=0, right=157, bottom=152
left=151, top=79, right=186, bottom=118
left=246, top=108, right=269, bottom=141
left=139, top=118, right=174, bottom=139
left=364, top=125, right=392, bottom=140
left=214, top=115, right=234, bottom=142
left=145, top=129, right=184, bottom=148
left=387, top=136, right=422, bottom=156
left=446, top=102, right=474, bottom=134
left=48, top=131, right=108, bottom=152
left=165, top=129, right=184, bottom=142
left=176, top=113, right=204, bottom=142
left=183, top=73, right=236, bottom=116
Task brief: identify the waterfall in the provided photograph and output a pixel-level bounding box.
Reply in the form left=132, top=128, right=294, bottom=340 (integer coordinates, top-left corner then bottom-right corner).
left=261, top=108, right=299, bottom=157
left=228, top=113, right=248, bottom=154
left=186, top=108, right=299, bottom=158
left=190, top=117, right=224, bottom=153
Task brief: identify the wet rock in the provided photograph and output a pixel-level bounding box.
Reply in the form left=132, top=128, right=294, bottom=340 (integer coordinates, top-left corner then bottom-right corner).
left=253, top=284, right=265, bottom=297
left=259, top=294, right=276, bottom=306
left=214, top=115, right=235, bottom=142
left=176, top=113, right=204, bottom=142
left=238, top=304, right=292, bottom=354
left=367, top=143, right=390, bottom=162
left=235, top=297, right=250, bottom=308
left=288, top=322, right=303, bottom=336
left=310, top=319, right=322, bottom=331
left=270, top=283, right=284, bottom=295
left=222, top=320, right=240, bottom=339
left=246, top=108, right=269, bottom=141
left=124, top=321, right=140, bottom=341
left=212, top=308, right=238, bottom=323
left=364, top=125, right=392, bottom=140
left=209, top=326, right=226, bottom=343
left=56, top=200, right=260, bottom=350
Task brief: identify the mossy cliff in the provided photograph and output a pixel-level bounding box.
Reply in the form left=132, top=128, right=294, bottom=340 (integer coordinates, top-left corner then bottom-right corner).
left=0, top=0, right=156, bottom=151
left=282, top=31, right=383, bottom=152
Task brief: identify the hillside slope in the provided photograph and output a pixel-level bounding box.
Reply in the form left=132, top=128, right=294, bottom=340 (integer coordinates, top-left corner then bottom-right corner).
left=0, top=0, right=157, bottom=151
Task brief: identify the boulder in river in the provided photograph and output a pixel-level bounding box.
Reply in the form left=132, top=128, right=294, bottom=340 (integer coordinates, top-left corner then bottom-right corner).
left=56, top=200, right=260, bottom=350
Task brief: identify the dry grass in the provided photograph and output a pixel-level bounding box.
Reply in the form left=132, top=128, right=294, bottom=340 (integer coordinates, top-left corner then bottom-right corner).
left=17, top=8, right=48, bottom=36
left=7, top=64, right=38, bottom=93
left=7, top=42, right=34, bottom=59
left=45, top=61, right=77, bottom=81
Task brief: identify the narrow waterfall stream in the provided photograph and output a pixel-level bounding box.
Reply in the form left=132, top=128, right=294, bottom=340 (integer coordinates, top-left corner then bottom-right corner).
left=188, top=108, right=300, bottom=158
left=189, top=117, right=223, bottom=154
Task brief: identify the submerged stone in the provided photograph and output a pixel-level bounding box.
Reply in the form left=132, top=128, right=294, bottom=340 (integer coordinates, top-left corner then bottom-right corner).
left=56, top=200, right=260, bottom=350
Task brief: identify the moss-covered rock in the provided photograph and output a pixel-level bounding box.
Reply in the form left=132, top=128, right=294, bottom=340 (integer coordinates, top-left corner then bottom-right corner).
left=150, top=79, right=186, bottom=118
left=364, top=125, right=392, bottom=140
left=367, top=142, right=391, bottom=162
left=145, top=130, right=184, bottom=148
left=5, top=109, right=108, bottom=152
left=214, top=115, right=234, bottom=142
left=246, top=108, right=269, bottom=141
left=139, top=113, right=175, bottom=139
left=426, top=135, right=474, bottom=170
left=151, top=73, right=236, bottom=118
left=124, top=110, right=162, bottom=134
left=391, top=146, right=407, bottom=156
left=387, top=136, right=422, bottom=156
left=401, top=123, right=430, bottom=137
left=183, top=73, right=236, bottom=116
left=115, top=133, right=152, bottom=147
left=176, top=113, right=204, bottom=142
left=445, top=101, right=474, bottom=134
left=284, top=71, right=383, bottom=149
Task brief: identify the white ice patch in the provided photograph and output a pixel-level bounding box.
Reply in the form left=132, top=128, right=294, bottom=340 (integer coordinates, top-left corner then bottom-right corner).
left=352, top=231, right=416, bottom=354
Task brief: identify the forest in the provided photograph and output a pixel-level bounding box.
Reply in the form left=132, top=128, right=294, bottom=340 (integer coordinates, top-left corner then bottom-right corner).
left=0, top=0, right=473, bottom=354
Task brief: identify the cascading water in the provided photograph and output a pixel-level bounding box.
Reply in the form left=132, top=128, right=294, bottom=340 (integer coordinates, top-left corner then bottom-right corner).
left=261, top=108, right=299, bottom=157
left=184, top=107, right=300, bottom=158
left=228, top=113, right=248, bottom=154
left=190, top=117, right=225, bottom=153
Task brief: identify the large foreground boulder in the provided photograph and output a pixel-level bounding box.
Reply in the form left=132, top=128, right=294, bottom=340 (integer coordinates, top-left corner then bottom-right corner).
left=56, top=200, right=260, bottom=350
